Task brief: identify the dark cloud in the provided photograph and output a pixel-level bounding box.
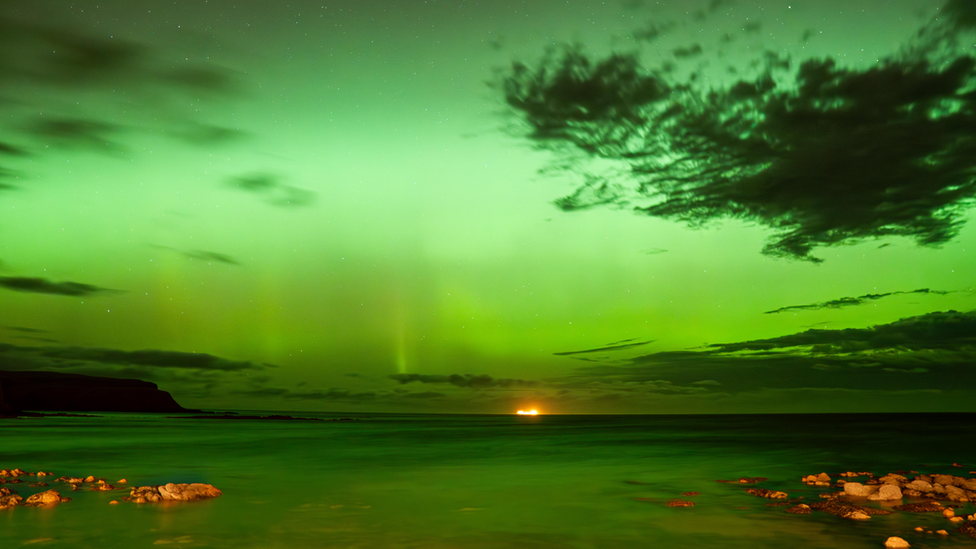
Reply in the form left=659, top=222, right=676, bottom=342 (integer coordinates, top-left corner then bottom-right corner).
left=174, top=124, right=247, bottom=145
left=150, top=245, right=242, bottom=266
left=632, top=21, right=675, bottom=43
left=945, top=0, right=976, bottom=31
left=35, top=347, right=266, bottom=372
left=570, top=310, right=976, bottom=393
left=710, top=309, right=976, bottom=354
left=0, top=142, right=27, bottom=156
left=673, top=44, right=703, bottom=59
left=184, top=250, right=242, bottom=266
left=388, top=373, right=539, bottom=388
left=764, top=288, right=951, bottom=314
left=554, top=339, right=654, bottom=355
left=5, top=326, right=50, bottom=334
left=0, top=276, right=115, bottom=296
left=231, top=387, right=378, bottom=402
left=501, top=7, right=976, bottom=262
left=225, top=172, right=316, bottom=208
left=25, top=117, right=120, bottom=150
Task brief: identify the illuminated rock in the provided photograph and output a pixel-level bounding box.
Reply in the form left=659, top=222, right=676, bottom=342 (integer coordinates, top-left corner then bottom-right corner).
left=867, top=484, right=902, bottom=501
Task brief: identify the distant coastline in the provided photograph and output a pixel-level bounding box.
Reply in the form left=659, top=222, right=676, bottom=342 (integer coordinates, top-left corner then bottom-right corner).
left=0, top=370, right=195, bottom=416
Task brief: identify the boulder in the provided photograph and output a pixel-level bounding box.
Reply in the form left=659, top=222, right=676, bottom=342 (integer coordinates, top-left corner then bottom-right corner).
left=868, top=484, right=902, bottom=501
left=879, top=474, right=907, bottom=485
left=883, top=537, right=909, bottom=548
left=959, top=520, right=976, bottom=539
left=130, top=483, right=221, bottom=503
left=844, top=482, right=880, bottom=497
left=0, top=493, right=23, bottom=509
left=23, top=490, right=69, bottom=507
left=745, top=488, right=788, bottom=499
left=904, top=480, right=932, bottom=492
left=844, top=510, right=870, bottom=520
left=945, top=485, right=969, bottom=501
left=785, top=504, right=812, bottom=514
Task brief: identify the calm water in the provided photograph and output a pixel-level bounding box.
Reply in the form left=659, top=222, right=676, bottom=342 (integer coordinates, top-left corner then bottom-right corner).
left=2, top=413, right=975, bottom=548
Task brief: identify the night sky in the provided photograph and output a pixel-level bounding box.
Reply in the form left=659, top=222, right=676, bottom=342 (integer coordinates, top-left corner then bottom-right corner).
left=1, top=0, right=974, bottom=414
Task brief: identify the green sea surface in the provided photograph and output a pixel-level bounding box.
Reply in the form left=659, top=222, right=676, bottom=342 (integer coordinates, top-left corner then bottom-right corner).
left=2, top=413, right=975, bottom=548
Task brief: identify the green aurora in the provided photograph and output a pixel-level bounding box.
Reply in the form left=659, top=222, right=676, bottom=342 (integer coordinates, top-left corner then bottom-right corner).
left=1, top=0, right=974, bottom=413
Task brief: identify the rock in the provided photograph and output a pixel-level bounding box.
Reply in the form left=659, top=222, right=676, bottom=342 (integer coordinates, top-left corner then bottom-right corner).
left=737, top=477, right=767, bottom=484
left=902, top=489, right=923, bottom=498
left=944, top=508, right=956, bottom=518
left=879, top=474, right=907, bottom=485
left=130, top=483, right=222, bottom=503
left=118, top=479, right=127, bottom=484
left=945, top=485, right=969, bottom=501
left=667, top=500, right=695, bottom=507
left=950, top=516, right=965, bottom=523
left=894, top=501, right=943, bottom=512
left=681, top=492, right=700, bottom=496
left=109, top=500, right=119, bottom=505
left=23, top=490, right=69, bottom=507
left=884, top=536, right=910, bottom=548
left=959, top=520, right=976, bottom=539
left=844, top=482, right=880, bottom=497
left=0, top=493, right=23, bottom=509
left=845, top=510, right=871, bottom=520
left=904, top=480, right=933, bottom=492
left=27, top=482, right=48, bottom=488
left=785, top=504, right=811, bottom=514
left=819, top=491, right=846, bottom=499
left=84, top=476, right=95, bottom=483
left=936, top=529, right=948, bottom=535
left=868, top=484, right=902, bottom=501
left=913, top=526, right=924, bottom=532
left=746, top=488, right=788, bottom=499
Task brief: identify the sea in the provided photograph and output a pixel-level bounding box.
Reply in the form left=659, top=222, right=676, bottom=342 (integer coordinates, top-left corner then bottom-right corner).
left=2, top=412, right=975, bottom=548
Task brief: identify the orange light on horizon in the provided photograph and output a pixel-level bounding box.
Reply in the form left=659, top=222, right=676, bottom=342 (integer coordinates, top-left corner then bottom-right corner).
left=516, top=409, right=539, bottom=415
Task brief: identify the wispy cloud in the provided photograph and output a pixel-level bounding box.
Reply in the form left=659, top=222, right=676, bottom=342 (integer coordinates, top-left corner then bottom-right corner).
left=0, top=276, right=116, bottom=296
left=388, top=373, right=539, bottom=388
left=225, top=172, right=316, bottom=208
left=554, top=339, right=654, bottom=356
left=764, top=288, right=951, bottom=314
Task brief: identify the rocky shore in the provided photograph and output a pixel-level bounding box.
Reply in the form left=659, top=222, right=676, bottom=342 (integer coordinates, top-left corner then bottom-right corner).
left=632, top=464, right=976, bottom=546
left=1, top=467, right=221, bottom=510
